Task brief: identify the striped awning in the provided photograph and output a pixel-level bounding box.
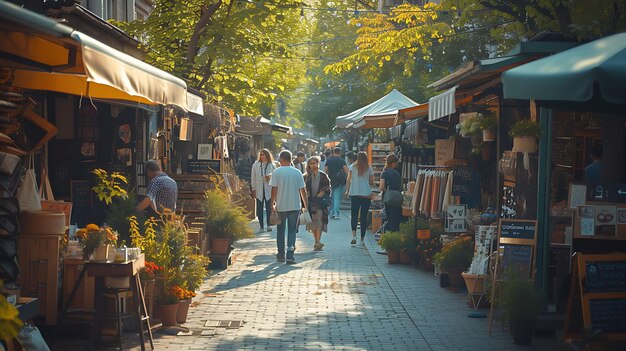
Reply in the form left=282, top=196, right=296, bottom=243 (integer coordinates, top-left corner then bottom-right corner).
left=428, top=86, right=457, bottom=121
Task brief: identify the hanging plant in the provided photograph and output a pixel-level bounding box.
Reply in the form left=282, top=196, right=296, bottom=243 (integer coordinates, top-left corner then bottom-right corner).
left=509, top=120, right=542, bottom=138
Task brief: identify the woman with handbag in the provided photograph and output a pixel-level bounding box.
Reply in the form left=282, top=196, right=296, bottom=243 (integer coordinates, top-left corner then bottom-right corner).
left=345, top=151, right=374, bottom=246
left=251, top=149, right=276, bottom=232
left=379, top=154, right=403, bottom=232
left=304, top=156, right=331, bottom=251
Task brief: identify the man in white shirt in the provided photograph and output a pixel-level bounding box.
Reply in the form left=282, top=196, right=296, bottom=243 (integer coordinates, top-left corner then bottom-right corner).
left=270, top=150, right=307, bottom=264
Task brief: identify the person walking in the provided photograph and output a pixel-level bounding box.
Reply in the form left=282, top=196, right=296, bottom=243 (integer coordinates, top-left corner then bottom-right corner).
left=270, top=150, right=307, bottom=264
left=293, top=151, right=306, bottom=173
left=346, top=152, right=374, bottom=246
left=379, top=154, right=402, bottom=232
left=304, top=156, right=331, bottom=251
left=325, top=147, right=349, bottom=219
left=251, top=149, right=276, bottom=233
left=319, top=153, right=327, bottom=172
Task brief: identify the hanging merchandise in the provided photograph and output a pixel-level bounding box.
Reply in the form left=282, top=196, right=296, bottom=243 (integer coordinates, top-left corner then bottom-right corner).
left=214, top=135, right=229, bottom=159
left=16, top=155, right=41, bottom=212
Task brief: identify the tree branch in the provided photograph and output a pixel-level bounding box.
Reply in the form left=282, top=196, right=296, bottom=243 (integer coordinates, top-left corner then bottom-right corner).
left=185, top=1, right=223, bottom=65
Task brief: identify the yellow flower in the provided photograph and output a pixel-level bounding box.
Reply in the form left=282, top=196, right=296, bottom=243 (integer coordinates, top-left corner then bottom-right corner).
left=76, top=229, right=87, bottom=239
left=86, top=224, right=100, bottom=231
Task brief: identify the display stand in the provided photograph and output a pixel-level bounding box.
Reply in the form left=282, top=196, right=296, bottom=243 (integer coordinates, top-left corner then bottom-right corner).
left=488, top=219, right=538, bottom=335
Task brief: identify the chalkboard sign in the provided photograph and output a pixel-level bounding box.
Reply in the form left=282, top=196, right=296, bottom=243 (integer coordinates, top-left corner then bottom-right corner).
left=500, top=244, right=533, bottom=278
left=589, top=298, right=626, bottom=334
left=499, top=219, right=537, bottom=242
left=565, top=253, right=626, bottom=341
left=585, top=261, right=626, bottom=293
left=451, top=167, right=473, bottom=197
left=187, top=159, right=221, bottom=175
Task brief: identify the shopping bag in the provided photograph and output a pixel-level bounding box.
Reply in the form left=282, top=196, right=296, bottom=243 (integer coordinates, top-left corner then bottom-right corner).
left=270, top=210, right=281, bottom=225
left=16, top=156, right=41, bottom=212
left=299, top=208, right=312, bottom=225
left=383, top=189, right=404, bottom=207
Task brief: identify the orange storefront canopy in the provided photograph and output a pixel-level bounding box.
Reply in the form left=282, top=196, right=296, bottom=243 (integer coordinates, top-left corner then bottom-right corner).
left=0, top=1, right=187, bottom=109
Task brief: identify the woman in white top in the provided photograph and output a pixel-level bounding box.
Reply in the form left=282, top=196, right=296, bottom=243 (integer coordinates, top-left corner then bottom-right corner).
left=251, top=149, right=276, bottom=232
left=345, top=151, right=374, bottom=245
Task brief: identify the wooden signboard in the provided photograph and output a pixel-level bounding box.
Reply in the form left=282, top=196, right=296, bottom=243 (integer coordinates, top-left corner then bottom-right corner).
left=187, top=159, right=221, bottom=175
left=488, top=219, right=538, bottom=335
left=564, top=253, right=626, bottom=341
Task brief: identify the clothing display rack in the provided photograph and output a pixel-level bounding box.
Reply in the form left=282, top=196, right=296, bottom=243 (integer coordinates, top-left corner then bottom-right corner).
left=411, top=165, right=459, bottom=218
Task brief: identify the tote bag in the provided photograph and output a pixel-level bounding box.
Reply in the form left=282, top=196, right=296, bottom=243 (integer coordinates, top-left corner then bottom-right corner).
left=16, top=155, right=41, bottom=212
left=383, top=189, right=404, bottom=207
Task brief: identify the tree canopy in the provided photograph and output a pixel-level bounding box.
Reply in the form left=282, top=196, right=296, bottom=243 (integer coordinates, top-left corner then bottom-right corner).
left=116, top=0, right=309, bottom=117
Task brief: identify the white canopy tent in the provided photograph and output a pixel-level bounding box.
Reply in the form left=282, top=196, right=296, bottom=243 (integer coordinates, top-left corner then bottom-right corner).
left=334, top=89, right=418, bottom=129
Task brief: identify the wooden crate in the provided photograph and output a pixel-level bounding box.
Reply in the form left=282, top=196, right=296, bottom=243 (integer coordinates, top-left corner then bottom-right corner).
left=18, top=233, right=62, bottom=325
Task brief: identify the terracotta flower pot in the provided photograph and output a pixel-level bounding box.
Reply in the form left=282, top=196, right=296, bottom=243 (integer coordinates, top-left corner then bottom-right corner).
left=461, top=273, right=486, bottom=295
left=93, top=244, right=112, bottom=261
left=482, top=128, right=496, bottom=142
left=512, top=136, right=538, bottom=153
left=177, top=299, right=191, bottom=323
left=210, top=237, right=231, bottom=254
left=420, top=257, right=435, bottom=271
left=399, top=250, right=412, bottom=265
left=446, top=268, right=465, bottom=289
left=387, top=249, right=400, bottom=264
left=158, top=303, right=178, bottom=326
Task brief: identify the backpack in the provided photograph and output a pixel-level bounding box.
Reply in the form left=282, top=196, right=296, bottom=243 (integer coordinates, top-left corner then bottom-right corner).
left=335, top=168, right=346, bottom=186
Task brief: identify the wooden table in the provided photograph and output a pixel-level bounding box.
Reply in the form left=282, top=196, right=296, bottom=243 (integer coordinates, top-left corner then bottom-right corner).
left=62, top=254, right=153, bottom=350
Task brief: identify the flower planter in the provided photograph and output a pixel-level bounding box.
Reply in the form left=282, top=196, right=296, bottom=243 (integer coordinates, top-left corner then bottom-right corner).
left=419, top=258, right=435, bottom=271
left=512, top=136, right=538, bottom=153
left=158, top=303, right=178, bottom=326
left=387, top=249, right=400, bottom=264
left=461, top=273, right=486, bottom=295
left=511, top=318, right=535, bottom=345
left=92, top=244, right=112, bottom=261
left=446, top=268, right=465, bottom=289
left=399, top=250, right=412, bottom=265
left=482, top=129, right=496, bottom=142
left=177, top=299, right=191, bottom=323
left=210, top=237, right=232, bottom=255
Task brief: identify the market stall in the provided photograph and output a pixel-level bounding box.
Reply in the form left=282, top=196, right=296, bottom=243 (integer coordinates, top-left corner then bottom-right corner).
left=502, top=33, right=626, bottom=344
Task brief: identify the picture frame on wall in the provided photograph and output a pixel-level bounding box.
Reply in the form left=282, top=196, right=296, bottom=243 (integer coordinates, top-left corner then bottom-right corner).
left=594, top=205, right=616, bottom=237
left=568, top=183, right=587, bottom=209
left=197, top=144, right=212, bottom=160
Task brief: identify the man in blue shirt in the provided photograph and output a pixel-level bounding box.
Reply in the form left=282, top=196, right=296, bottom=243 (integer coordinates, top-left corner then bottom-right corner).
left=585, top=144, right=604, bottom=184
left=136, top=160, right=178, bottom=215
left=270, top=150, right=307, bottom=264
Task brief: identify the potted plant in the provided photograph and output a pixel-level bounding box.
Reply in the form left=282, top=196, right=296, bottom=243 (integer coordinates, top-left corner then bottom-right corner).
left=480, top=113, right=498, bottom=141
left=500, top=270, right=544, bottom=345
left=169, top=285, right=196, bottom=324
left=157, top=286, right=179, bottom=327
left=138, top=261, right=162, bottom=319
left=203, top=184, right=253, bottom=254
left=433, top=235, right=473, bottom=289
left=378, top=231, right=403, bottom=264
left=509, top=119, right=542, bottom=153
left=76, top=224, right=118, bottom=261
left=399, top=221, right=418, bottom=264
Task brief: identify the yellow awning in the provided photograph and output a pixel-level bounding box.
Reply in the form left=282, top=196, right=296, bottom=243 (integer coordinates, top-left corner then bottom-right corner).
left=0, top=2, right=187, bottom=109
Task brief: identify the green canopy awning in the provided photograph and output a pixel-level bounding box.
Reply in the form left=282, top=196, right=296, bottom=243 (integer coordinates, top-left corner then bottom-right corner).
left=503, top=33, right=626, bottom=104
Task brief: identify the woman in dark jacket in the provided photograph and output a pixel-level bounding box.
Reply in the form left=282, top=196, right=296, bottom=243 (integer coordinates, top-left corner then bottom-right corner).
left=379, top=154, right=402, bottom=232
left=304, top=156, right=331, bottom=251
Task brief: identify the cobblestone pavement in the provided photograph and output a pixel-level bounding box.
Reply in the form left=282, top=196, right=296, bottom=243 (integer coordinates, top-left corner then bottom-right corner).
left=52, top=215, right=559, bottom=350
left=140, top=214, right=560, bottom=351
